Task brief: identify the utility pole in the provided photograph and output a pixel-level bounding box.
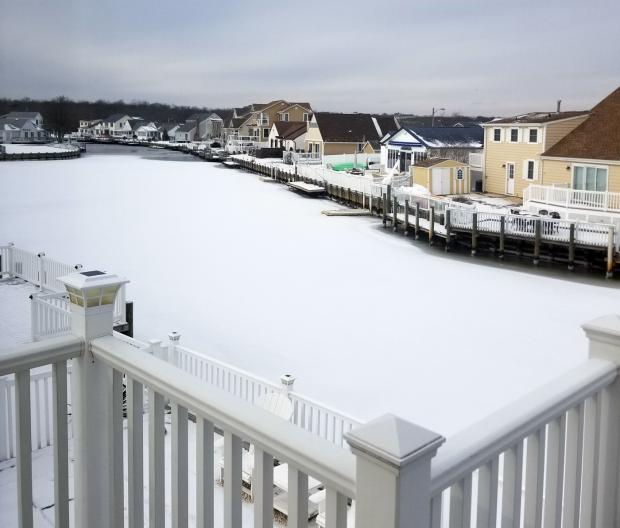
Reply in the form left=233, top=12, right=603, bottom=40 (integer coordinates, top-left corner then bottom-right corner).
left=431, top=107, right=445, bottom=128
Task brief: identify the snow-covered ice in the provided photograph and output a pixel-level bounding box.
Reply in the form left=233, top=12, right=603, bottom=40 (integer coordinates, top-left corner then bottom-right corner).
left=1, top=149, right=619, bottom=436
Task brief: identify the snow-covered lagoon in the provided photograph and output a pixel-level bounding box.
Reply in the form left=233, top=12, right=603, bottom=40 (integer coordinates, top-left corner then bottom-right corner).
left=1, top=147, right=618, bottom=436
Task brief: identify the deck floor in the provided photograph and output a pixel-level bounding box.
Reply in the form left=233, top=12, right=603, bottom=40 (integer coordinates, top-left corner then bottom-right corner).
left=0, top=277, right=37, bottom=351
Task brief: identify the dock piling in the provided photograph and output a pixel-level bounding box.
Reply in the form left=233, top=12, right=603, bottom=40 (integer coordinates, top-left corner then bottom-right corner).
left=445, top=209, right=451, bottom=251
left=429, top=206, right=435, bottom=245
left=471, top=212, right=478, bottom=256
left=415, top=203, right=420, bottom=239
left=533, top=220, right=541, bottom=265
left=404, top=200, right=409, bottom=236
left=568, top=223, right=575, bottom=271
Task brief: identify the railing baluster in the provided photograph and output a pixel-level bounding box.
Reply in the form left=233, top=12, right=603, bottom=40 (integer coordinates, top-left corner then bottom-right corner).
left=501, top=447, right=518, bottom=528
left=580, top=396, right=598, bottom=527
left=112, top=370, right=124, bottom=527
left=34, top=376, right=41, bottom=449
left=196, top=417, right=214, bottom=528
left=449, top=480, right=465, bottom=527
left=431, top=495, right=442, bottom=528
left=128, top=378, right=144, bottom=528
left=288, top=466, right=308, bottom=528
left=522, top=431, right=542, bottom=528
left=149, top=390, right=165, bottom=528
left=570, top=403, right=586, bottom=526
left=543, top=419, right=561, bottom=527
left=325, top=488, right=347, bottom=528
left=253, top=446, right=273, bottom=528
left=224, top=431, right=242, bottom=528
left=52, top=361, right=69, bottom=528
left=16, top=369, right=33, bottom=528
left=555, top=413, right=568, bottom=525
left=172, top=403, right=189, bottom=528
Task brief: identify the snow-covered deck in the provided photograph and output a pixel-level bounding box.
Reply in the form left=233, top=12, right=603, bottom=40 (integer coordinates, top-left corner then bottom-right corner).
left=0, top=277, right=37, bottom=350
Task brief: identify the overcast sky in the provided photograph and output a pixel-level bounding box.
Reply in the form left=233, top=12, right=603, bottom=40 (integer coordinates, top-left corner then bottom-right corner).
left=1, top=0, right=619, bottom=116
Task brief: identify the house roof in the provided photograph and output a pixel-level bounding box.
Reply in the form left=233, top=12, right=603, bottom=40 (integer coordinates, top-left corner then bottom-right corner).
left=414, top=158, right=452, bottom=168
left=234, top=105, right=253, bottom=118
left=273, top=121, right=307, bottom=140
left=0, top=119, right=20, bottom=131
left=1, top=111, right=41, bottom=119
left=178, top=122, right=197, bottom=133
left=277, top=103, right=312, bottom=113
left=229, top=117, right=247, bottom=128
left=487, top=111, right=588, bottom=125
left=0, top=117, right=43, bottom=130
left=385, top=126, right=483, bottom=148
left=314, top=113, right=391, bottom=143
left=128, top=119, right=145, bottom=131
left=103, top=113, right=129, bottom=123
left=374, top=116, right=399, bottom=138
left=542, top=87, right=620, bottom=162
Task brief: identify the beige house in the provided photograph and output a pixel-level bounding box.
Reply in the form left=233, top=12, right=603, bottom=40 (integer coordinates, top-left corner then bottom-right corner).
left=540, top=87, right=620, bottom=193
left=482, top=111, right=588, bottom=197
left=411, top=159, right=470, bottom=195
left=305, top=113, right=397, bottom=156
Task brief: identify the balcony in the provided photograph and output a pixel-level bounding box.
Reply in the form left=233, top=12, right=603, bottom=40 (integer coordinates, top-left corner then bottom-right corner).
left=3, top=247, right=620, bottom=527
left=524, top=184, right=620, bottom=214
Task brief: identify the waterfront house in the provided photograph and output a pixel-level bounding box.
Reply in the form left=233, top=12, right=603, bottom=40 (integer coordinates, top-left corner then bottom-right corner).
left=226, top=101, right=313, bottom=147
left=175, top=121, right=197, bottom=142
left=380, top=126, right=483, bottom=174
left=304, top=113, right=397, bottom=157
left=135, top=122, right=161, bottom=141
left=0, top=111, right=48, bottom=142
left=268, top=121, right=307, bottom=151
left=78, top=119, right=102, bottom=138
left=410, top=158, right=471, bottom=195
left=482, top=109, right=588, bottom=197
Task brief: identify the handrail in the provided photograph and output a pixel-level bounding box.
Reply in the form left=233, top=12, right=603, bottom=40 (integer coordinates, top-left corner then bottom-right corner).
left=91, top=334, right=357, bottom=497
left=0, top=335, right=83, bottom=375
left=430, top=358, right=617, bottom=495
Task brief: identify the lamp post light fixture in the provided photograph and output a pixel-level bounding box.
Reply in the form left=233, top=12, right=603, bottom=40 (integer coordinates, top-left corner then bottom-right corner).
left=431, top=107, right=445, bottom=128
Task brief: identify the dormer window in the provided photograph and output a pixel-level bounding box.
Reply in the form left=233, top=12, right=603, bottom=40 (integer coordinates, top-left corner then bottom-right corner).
left=510, top=129, right=519, bottom=142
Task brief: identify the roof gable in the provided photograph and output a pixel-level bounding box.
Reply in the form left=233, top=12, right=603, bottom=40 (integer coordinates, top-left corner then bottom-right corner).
left=542, top=86, right=620, bottom=162
left=315, top=112, right=385, bottom=143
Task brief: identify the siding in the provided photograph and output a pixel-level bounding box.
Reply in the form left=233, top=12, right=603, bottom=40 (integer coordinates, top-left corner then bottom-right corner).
left=411, top=160, right=470, bottom=194
left=323, top=143, right=358, bottom=155
left=544, top=116, right=589, bottom=150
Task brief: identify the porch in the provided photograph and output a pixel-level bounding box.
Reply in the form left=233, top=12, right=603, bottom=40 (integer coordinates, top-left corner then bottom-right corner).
left=524, top=184, right=620, bottom=215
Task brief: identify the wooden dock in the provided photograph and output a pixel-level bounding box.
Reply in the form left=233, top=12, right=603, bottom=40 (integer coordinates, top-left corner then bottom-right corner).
left=287, top=181, right=326, bottom=196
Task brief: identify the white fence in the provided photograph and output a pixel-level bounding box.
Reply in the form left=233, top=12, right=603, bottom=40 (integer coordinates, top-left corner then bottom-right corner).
left=524, top=184, right=620, bottom=214
left=448, top=208, right=616, bottom=249
left=0, top=243, right=126, bottom=325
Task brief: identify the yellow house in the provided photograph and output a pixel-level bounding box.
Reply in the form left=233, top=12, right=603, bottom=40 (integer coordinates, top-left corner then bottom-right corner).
left=305, top=112, right=397, bottom=156
left=540, top=87, right=620, bottom=193
left=410, top=159, right=470, bottom=195
left=482, top=111, right=588, bottom=197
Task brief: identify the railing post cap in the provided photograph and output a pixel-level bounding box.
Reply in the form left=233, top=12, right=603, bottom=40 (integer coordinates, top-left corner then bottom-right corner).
left=345, top=413, right=445, bottom=469
left=37, top=252, right=46, bottom=258
left=582, top=314, right=620, bottom=343
left=280, top=374, right=295, bottom=389
left=168, top=331, right=181, bottom=342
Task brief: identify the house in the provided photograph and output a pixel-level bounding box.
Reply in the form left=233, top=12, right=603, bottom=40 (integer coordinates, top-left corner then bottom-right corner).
left=304, top=113, right=398, bottom=157
left=225, top=101, right=313, bottom=146
left=77, top=119, right=102, bottom=138
left=175, top=121, right=197, bottom=142
left=0, top=112, right=48, bottom=142
left=410, top=158, right=471, bottom=195
left=380, top=126, right=483, bottom=173
left=135, top=122, right=161, bottom=141
left=2, top=111, right=43, bottom=127
left=268, top=121, right=307, bottom=151
left=540, top=87, right=620, bottom=193
left=482, top=110, right=588, bottom=197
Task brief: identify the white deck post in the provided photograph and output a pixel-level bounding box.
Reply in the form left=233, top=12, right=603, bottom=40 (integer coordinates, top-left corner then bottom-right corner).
left=345, top=414, right=444, bottom=528
left=583, top=315, right=620, bottom=528
left=37, top=252, right=46, bottom=290
left=7, top=242, right=15, bottom=277
left=58, top=270, right=129, bottom=528
left=168, top=331, right=181, bottom=366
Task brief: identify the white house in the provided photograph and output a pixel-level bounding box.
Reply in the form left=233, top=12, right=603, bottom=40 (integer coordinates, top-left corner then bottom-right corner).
left=0, top=112, right=48, bottom=142
left=135, top=123, right=161, bottom=141
left=268, top=121, right=307, bottom=151
left=380, top=126, right=484, bottom=173
left=0, top=119, right=21, bottom=143
left=2, top=111, right=43, bottom=127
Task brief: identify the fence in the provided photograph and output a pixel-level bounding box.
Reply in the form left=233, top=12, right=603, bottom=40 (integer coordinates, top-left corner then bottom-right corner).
left=448, top=208, right=616, bottom=249
left=0, top=243, right=126, bottom=325
left=524, top=184, right=620, bottom=214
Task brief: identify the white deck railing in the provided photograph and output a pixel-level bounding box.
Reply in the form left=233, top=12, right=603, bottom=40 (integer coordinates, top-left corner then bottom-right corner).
left=448, top=208, right=616, bottom=249
left=0, top=243, right=126, bottom=324
left=524, top=184, right=620, bottom=214
left=4, top=270, right=620, bottom=527
left=430, top=358, right=617, bottom=527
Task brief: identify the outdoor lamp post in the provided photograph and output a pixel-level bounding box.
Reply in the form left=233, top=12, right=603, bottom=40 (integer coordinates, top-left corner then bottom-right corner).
left=58, top=270, right=129, bottom=528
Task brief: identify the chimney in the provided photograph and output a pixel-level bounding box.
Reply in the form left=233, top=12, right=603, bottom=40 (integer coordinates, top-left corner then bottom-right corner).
left=556, top=100, right=562, bottom=113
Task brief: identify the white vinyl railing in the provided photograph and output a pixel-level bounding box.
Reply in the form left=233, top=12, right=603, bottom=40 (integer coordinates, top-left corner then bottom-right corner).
left=30, top=292, right=71, bottom=341
left=0, top=243, right=126, bottom=325
left=448, top=208, right=616, bottom=249
left=430, top=358, right=617, bottom=528
left=524, top=184, right=620, bottom=213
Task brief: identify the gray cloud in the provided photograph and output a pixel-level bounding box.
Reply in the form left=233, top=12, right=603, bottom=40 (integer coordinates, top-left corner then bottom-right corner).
left=1, top=0, right=619, bottom=115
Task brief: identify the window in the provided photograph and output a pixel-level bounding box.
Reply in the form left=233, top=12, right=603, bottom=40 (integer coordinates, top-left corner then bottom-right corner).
left=388, top=149, right=399, bottom=168
left=529, top=129, right=538, bottom=143
left=456, top=168, right=464, bottom=180
left=303, top=113, right=309, bottom=122
left=263, top=128, right=269, bottom=138
left=493, top=128, right=501, bottom=142
left=281, top=113, right=289, bottom=122
left=526, top=160, right=535, bottom=180
left=573, top=165, right=608, bottom=192
left=510, top=129, right=519, bottom=142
